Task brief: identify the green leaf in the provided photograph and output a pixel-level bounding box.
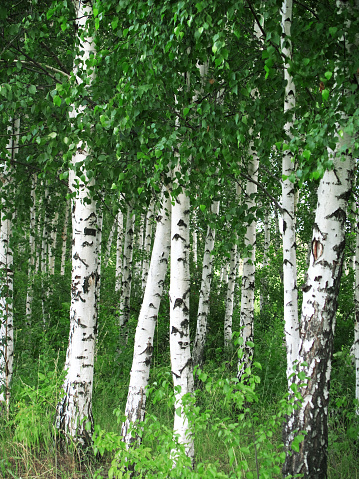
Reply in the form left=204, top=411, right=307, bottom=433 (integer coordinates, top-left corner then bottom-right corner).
left=329, top=27, right=337, bottom=37
left=48, top=132, right=57, bottom=139
left=53, top=95, right=62, bottom=107
left=95, top=18, right=100, bottom=30
left=199, top=205, right=206, bottom=212
left=303, top=150, right=311, bottom=160
left=111, top=18, right=119, bottom=30
left=137, top=187, right=143, bottom=195
left=324, top=71, right=332, bottom=81
left=322, top=89, right=329, bottom=101
left=29, top=85, right=36, bottom=95
left=183, top=107, right=190, bottom=117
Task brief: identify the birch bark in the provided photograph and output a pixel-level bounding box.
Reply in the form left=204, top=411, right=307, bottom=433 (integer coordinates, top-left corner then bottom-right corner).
left=238, top=152, right=259, bottom=380
left=122, top=192, right=171, bottom=444
left=115, top=209, right=124, bottom=292
left=60, top=199, right=70, bottom=276
left=26, top=174, right=37, bottom=319
left=355, top=201, right=359, bottom=413
left=283, top=140, right=353, bottom=479
left=55, top=0, right=99, bottom=446
left=170, top=165, right=194, bottom=461
left=192, top=200, right=220, bottom=367
left=281, top=0, right=300, bottom=378
left=0, top=118, right=18, bottom=415
left=141, top=201, right=154, bottom=290
left=119, top=205, right=135, bottom=334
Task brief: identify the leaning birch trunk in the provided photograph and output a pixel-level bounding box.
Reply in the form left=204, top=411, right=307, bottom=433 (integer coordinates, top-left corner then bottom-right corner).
left=283, top=143, right=353, bottom=479
left=115, top=209, right=124, bottom=292
left=170, top=164, right=194, bottom=462
left=141, top=201, right=154, bottom=290
left=118, top=205, right=135, bottom=342
left=192, top=200, right=220, bottom=368
left=281, top=0, right=299, bottom=378
left=238, top=153, right=259, bottom=380
left=122, top=192, right=171, bottom=445
left=55, top=0, right=98, bottom=446
left=0, top=119, right=19, bottom=415
left=26, top=174, right=37, bottom=319
left=355, top=202, right=359, bottom=413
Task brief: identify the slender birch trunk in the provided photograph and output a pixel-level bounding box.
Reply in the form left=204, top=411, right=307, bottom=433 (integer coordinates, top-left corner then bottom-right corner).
left=224, top=183, right=241, bottom=350
left=355, top=201, right=359, bottom=413
left=26, top=174, right=37, bottom=319
left=0, top=119, right=18, bottom=415
left=192, top=200, right=220, bottom=367
left=224, top=239, right=238, bottom=349
left=260, top=209, right=270, bottom=312
left=49, top=211, right=59, bottom=275
left=55, top=0, right=98, bottom=446
left=104, top=216, right=116, bottom=268
left=281, top=0, right=299, bottom=378
left=238, top=151, right=259, bottom=380
left=60, top=199, right=70, bottom=276
left=122, top=192, right=171, bottom=444
left=141, top=201, right=154, bottom=290
left=119, top=205, right=135, bottom=334
left=170, top=169, right=194, bottom=461
left=115, top=210, right=124, bottom=292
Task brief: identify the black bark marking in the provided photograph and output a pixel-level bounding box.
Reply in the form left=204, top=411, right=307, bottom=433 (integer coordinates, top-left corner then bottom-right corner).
left=84, top=228, right=96, bottom=236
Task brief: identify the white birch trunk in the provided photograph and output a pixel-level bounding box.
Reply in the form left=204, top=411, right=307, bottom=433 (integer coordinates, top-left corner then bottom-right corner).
left=192, top=200, right=220, bottom=367
left=122, top=192, right=171, bottom=444
left=281, top=0, right=299, bottom=378
left=0, top=119, right=18, bottom=414
left=260, top=209, right=270, bottom=311
left=238, top=152, right=259, bottom=380
left=141, top=201, right=154, bottom=290
left=49, top=211, right=59, bottom=275
left=104, top=216, right=116, bottom=268
left=115, top=210, right=124, bottom=292
left=26, top=174, right=37, bottom=319
left=119, top=205, right=135, bottom=332
left=224, top=239, right=238, bottom=349
left=55, top=0, right=98, bottom=445
left=170, top=166, right=194, bottom=461
left=355, top=201, right=359, bottom=413
left=60, top=199, right=70, bottom=276
left=283, top=142, right=353, bottom=479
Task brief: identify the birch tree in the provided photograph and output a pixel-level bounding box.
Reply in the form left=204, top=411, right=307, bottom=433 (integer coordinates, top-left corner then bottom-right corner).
left=281, top=0, right=299, bottom=378
left=122, top=192, right=171, bottom=445
left=169, top=163, right=194, bottom=462
left=55, top=0, right=99, bottom=446
left=0, top=118, right=19, bottom=415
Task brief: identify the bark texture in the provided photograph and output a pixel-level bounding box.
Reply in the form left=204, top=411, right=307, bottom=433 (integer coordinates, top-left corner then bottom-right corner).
left=170, top=170, right=194, bottom=461
left=283, top=146, right=353, bottom=478
left=122, top=192, right=171, bottom=444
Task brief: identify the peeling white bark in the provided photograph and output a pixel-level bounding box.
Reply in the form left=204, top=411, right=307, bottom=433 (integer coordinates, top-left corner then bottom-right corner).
left=26, top=174, right=37, bottom=318
left=355, top=200, right=359, bottom=413
left=122, top=192, right=171, bottom=444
